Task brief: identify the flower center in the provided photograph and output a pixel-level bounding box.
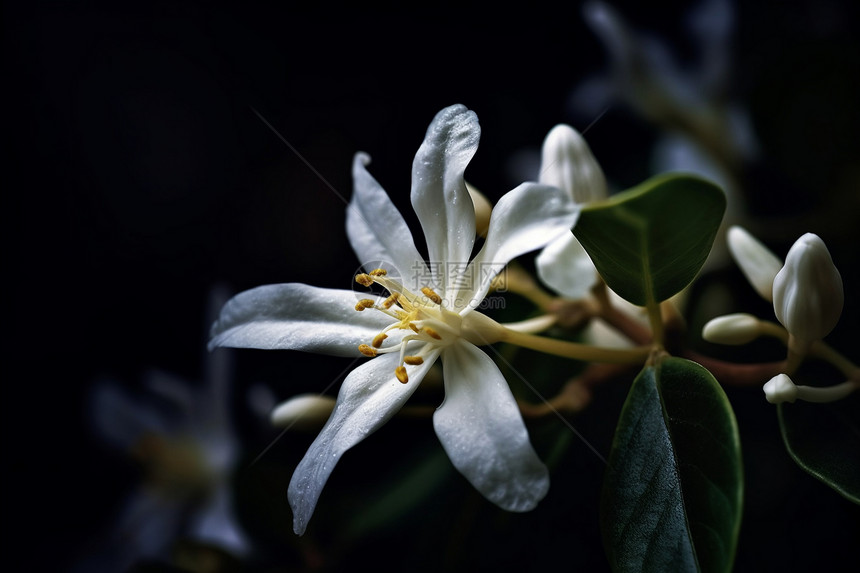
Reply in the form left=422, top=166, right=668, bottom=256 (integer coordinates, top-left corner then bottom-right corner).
left=353, top=268, right=462, bottom=383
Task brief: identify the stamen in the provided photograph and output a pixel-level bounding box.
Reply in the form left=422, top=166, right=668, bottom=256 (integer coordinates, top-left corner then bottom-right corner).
left=382, top=292, right=400, bottom=309
left=355, top=274, right=374, bottom=287
left=404, top=356, right=424, bottom=365
left=424, top=327, right=442, bottom=340
left=395, top=366, right=408, bottom=383
left=408, top=323, right=421, bottom=333
left=358, top=344, right=378, bottom=357
left=372, top=333, right=388, bottom=348
left=421, top=287, right=443, bottom=305
left=369, top=268, right=388, bottom=276
left=354, top=299, right=376, bottom=311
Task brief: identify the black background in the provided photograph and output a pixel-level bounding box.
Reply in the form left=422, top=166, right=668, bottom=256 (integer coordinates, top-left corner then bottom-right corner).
left=6, top=1, right=860, bottom=571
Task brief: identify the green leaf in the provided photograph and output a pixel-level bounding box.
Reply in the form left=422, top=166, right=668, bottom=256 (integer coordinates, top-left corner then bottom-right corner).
left=601, top=357, right=743, bottom=573
left=573, top=173, right=726, bottom=306
left=778, top=394, right=860, bottom=504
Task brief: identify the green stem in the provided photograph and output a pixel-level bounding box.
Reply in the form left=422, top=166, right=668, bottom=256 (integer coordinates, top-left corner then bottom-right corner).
left=646, top=299, right=664, bottom=348
left=500, top=327, right=651, bottom=364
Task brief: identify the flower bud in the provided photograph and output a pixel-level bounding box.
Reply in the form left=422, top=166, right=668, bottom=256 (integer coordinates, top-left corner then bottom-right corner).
left=465, top=182, right=492, bottom=238
left=702, top=313, right=763, bottom=345
left=726, top=226, right=783, bottom=302
left=772, top=233, right=843, bottom=345
left=763, top=374, right=798, bottom=404
left=539, top=124, right=608, bottom=204
left=271, top=394, right=335, bottom=430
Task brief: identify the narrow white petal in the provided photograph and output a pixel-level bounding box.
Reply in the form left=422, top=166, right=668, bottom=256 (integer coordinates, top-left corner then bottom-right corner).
left=726, top=226, right=783, bottom=302
left=347, top=152, right=427, bottom=282
left=539, top=124, right=608, bottom=204
left=535, top=231, right=598, bottom=299
left=411, top=105, right=479, bottom=298
left=288, top=349, right=441, bottom=534
left=462, top=183, right=579, bottom=308
left=434, top=341, right=549, bottom=512
left=208, top=284, right=395, bottom=357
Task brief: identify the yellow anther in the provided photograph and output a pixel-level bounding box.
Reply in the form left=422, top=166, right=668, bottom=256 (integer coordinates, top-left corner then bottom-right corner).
left=408, top=323, right=421, bottom=333
left=355, top=274, right=374, bottom=287
left=354, top=299, right=375, bottom=311
left=369, top=268, right=388, bottom=276
left=372, top=333, right=388, bottom=348
left=404, top=356, right=424, bottom=365
left=358, top=344, right=378, bottom=357
left=421, top=286, right=443, bottom=305
left=395, top=366, right=408, bottom=383
left=424, top=327, right=442, bottom=340
left=382, top=292, right=400, bottom=309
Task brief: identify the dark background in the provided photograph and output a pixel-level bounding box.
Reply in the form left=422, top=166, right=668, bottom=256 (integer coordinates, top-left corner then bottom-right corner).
left=5, top=1, right=859, bottom=571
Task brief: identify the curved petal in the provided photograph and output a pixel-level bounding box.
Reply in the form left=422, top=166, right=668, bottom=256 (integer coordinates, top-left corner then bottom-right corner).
left=433, top=341, right=549, bottom=512
left=347, top=152, right=426, bottom=283
left=288, top=348, right=441, bottom=534
left=539, top=124, right=608, bottom=204
left=461, top=183, right=579, bottom=309
left=208, top=284, right=396, bottom=357
left=411, top=104, right=479, bottom=299
left=535, top=231, right=597, bottom=299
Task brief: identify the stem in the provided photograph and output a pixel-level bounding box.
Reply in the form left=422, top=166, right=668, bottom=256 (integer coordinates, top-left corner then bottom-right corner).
left=501, top=314, right=558, bottom=334
left=809, top=341, right=860, bottom=380
left=646, top=299, right=665, bottom=348
left=590, top=279, right=652, bottom=345
left=500, top=327, right=651, bottom=364
left=684, top=351, right=786, bottom=387
left=795, top=380, right=860, bottom=403
left=495, top=262, right=556, bottom=310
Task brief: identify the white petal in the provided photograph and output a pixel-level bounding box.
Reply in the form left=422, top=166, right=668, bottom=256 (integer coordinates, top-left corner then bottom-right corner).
left=347, top=152, right=427, bottom=283
left=433, top=341, right=549, bottom=512
left=411, top=104, right=479, bottom=298
left=535, top=231, right=597, bottom=299
left=539, top=124, right=608, bottom=204
left=726, top=226, right=783, bottom=302
left=288, top=349, right=441, bottom=534
left=462, top=183, right=579, bottom=308
left=208, top=284, right=394, bottom=357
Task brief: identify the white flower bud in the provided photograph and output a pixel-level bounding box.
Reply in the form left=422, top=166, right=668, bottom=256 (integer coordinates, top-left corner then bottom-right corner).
left=763, top=374, right=798, bottom=404
left=539, top=124, right=608, bottom=204
left=702, top=313, right=763, bottom=345
left=772, top=233, right=843, bottom=345
left=465, top=182, right=492, bottom=238
left=726, top=226, right=783, bottom=302
left=271, top=394, right=335, bottom=430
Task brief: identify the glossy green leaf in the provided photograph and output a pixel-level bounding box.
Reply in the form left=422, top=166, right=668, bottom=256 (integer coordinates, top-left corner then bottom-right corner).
left=778, top=394, right=860, bottom=504
left=601, top=357, right=743, bottom=573
left=573, top=173, right=726, bottom=306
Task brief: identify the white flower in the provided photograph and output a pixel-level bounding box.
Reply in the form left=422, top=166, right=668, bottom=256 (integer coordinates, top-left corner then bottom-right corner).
left=535, top=124, right=607, bottom=300
left=209, top=105, right=579, bottom=535
left=773, top=233, right=843, bottom=346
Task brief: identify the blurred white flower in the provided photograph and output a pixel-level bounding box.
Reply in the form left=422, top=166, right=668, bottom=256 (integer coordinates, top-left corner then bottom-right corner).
left=571, top=0, right=758, bottom=267
left=76, top=285, right=249, bottom=573
left=209, top=105, right=579, bottom=535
